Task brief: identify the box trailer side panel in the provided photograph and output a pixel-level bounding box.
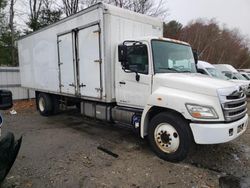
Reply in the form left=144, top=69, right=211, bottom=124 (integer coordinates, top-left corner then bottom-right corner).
left=18, top=7, right=103, bottom=96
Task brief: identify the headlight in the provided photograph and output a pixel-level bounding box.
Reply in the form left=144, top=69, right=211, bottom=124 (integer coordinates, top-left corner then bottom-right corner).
left=185, top=104, right=218, bottom=119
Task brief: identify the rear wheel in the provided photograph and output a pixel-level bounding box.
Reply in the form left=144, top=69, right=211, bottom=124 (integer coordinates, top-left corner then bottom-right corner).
left=148, top=112, right=193, bottom=162
left=37, top=93, right=53, bottom=116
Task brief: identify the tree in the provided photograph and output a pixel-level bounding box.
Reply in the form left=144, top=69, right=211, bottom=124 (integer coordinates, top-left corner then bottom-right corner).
left=38, top=0, right=62, bottom=28
left=9, top=0, right=15, bottom=66
left=26, top=0, right=62, bottom=31
left=27, top=0, right=44, bottom=31
left=62, top=0, right=79, bottom=16
left=82, top=0, right=168, bottom=18
left=163, top=20, right=182, bottom=39
left=179, top=19, right=250, bottom=68
left=0, top=0, right=7, bottom=34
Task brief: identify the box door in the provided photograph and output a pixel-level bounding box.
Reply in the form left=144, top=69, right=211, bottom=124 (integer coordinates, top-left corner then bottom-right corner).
left=58, top=33, right=76, bottom=95
left=78, top=25, right=101, bottom=98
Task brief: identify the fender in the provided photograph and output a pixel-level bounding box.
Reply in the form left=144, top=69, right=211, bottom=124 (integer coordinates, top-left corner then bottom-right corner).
left=140, top=87, right=223, bottom=138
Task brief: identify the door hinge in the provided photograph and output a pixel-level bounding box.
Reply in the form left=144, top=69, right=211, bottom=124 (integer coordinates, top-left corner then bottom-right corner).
left=57, top=40, right=62, bottom=43
left=60, top=84, right=64, bottom=87
left=93, top=28, right=101, bottom=33
left=95, top=88, right=103, bottom=92
left=69, top=83, right=76, bottom=87
left=58, top=62, right=63, bottom=65
left=94, top=59, right=102, bottom=63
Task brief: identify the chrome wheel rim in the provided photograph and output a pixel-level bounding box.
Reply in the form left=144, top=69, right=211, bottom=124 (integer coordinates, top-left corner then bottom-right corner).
left=38, top=97, right=45, bottom=112
left=154, top=123, right=180, bottom=153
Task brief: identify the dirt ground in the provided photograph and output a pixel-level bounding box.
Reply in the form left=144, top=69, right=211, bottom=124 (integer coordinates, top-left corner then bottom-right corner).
left=0, top=100, right=250, bottom=188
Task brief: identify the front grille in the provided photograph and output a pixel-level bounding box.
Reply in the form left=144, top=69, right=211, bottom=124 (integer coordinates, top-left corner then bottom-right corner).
left=222, top=90, right=247, bottom=122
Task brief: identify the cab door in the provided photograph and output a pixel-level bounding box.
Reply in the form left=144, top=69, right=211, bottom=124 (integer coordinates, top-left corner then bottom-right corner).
left=116, top=43, right=152, bottom=109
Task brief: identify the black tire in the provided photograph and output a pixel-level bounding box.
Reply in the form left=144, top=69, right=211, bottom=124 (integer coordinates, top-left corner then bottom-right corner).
left=0, top=132, right=22, bottom=183
left=76, top=103, right=81, bottom=112
left=51, top=95, right=60, bottom=115
left=148, top=112, right=193, bottom=162
left=37, top=93, right=53, bottom=116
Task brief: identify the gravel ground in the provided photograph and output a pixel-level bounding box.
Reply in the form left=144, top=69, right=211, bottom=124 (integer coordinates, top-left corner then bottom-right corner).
left=0, top=101, right=250, bottom=188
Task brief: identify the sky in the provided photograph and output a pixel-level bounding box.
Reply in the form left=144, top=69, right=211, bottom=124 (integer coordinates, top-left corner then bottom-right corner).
left=165, top=0, right=250, bottom=39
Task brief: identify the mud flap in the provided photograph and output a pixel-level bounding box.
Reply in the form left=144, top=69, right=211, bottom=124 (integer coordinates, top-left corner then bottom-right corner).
left=0, top=132, right=22, bottom=183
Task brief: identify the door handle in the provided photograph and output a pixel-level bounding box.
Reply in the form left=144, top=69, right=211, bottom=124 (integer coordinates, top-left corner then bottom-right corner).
left=119, top=81, right=126, bottom=85
left=79, top=83, right=86, bottom=88
left=69, top=83, right=76, bottom=87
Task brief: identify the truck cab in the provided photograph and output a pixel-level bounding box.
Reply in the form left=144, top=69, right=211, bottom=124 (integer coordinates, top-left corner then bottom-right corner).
left=116, top=37, right=248, bottom=161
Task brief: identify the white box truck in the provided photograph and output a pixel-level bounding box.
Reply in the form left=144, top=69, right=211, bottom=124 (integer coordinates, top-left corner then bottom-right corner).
left=197, top=61, right=250, bottom=95
left=18, top=3, right=248, bottom=162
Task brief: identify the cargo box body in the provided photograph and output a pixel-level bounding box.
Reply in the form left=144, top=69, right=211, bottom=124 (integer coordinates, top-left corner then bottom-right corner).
left=18, top=3, right=163, bottom=103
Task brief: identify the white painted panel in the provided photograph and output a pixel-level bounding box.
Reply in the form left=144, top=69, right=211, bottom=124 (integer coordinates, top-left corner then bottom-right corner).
left=78, top=25, right=101, bottom=98
left=0, top=67, right=35, bottom=100
left=58, top=33, right=76, bottom=95
left=18, top=8, right=100, bottom=93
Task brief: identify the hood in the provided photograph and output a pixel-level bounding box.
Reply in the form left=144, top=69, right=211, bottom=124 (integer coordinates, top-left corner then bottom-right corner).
left=230, top=79, right=250, bottom=86
left=153, top=73, right=237, bottom=96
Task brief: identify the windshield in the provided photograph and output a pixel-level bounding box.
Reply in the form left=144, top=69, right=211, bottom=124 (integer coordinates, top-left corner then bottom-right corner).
left=241, top=73, right=250, bottom=80
left=152, top=40, right=197, bottom=73
left=233, top=72, right=247, bottom=80
left=206, top=68, right=229, bottom=80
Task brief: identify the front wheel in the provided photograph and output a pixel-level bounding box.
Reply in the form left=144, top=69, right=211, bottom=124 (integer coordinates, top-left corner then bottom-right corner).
left=148, top=112, right=193, bottom=162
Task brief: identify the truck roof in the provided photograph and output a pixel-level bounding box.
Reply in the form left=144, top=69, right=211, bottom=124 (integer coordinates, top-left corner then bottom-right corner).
left=128, top=36, right=190, bottom=46
left=197, top=60, right=215, bottom=69
left=213, top=64, right=238, bottom=73
left=18, top=2, right=163, bottom=41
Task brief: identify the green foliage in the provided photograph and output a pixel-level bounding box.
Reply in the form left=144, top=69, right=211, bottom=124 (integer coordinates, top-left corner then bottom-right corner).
left=163, top=20, right=183, bottom=39
left=0, top=0, right=7, bottom=9
left=0, top=30, right=19, bottom=66
left=27, top=6, right=62, bottom=31
left=26, top=17, right=42, bottom=31
left=39, top=8, right=62, bottom=28
left=0, top=0, right=7, bottom=27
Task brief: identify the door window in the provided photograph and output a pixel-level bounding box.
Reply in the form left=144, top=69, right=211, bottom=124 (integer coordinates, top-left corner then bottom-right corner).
left=126, top=45, right=148, bottom=74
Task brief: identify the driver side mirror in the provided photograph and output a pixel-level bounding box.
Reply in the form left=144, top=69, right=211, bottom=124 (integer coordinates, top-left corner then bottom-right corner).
left=192, top=49, right=198, bottom=64
left=118, top=44, right=128, bottom=68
